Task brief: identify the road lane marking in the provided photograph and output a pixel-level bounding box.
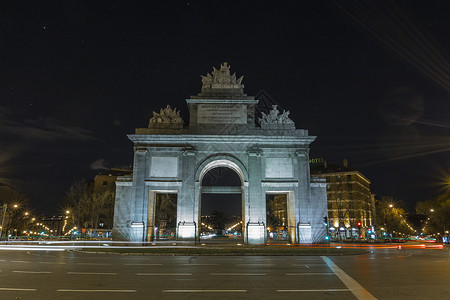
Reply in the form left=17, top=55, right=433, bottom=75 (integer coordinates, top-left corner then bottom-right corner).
left=162, top=290, right=247, bottom=293
left=285, top=273, right=334, bottom=276
left=210, top=273, right=266, bottom=276
left=11, top=260, right=30, bottom=263
left=181, top=263, right=219, bottom=266
left=322, top=256, right=377, bottom=300
left=137, top=273, right=192, bottom=276
left=236, top=263, right=275, bottom=266
left=278, top=289, right=349, bottom=292
left=76, top=263, right=111, bottom=265
left=39, top=262, right=66, bottom=265
left=13, top=271, right=53, bottom=274
left=291, top=263, right=324, bottom=266
left=0, top=287, right=37, bottom=291
left=124, top=263, right=162, bottom=266
left=67, top=272, right=117, bottom=275
left=208, top=258, right=243, bottom=261
left=58, top=289, right=136, bottom=293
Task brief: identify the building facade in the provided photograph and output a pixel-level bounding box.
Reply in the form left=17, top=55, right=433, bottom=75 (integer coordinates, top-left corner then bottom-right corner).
left=312, top=160, right=375, bottom=239
left=113, top=63, right=327, bottom=244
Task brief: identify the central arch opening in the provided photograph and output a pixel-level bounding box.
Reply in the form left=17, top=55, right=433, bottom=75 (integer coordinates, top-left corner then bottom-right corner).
left=200, top=166, right=243, bottom=243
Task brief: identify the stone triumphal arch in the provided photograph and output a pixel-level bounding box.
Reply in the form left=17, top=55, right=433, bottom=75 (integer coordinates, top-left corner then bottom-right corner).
left=113, top=63, right=327, bottom=244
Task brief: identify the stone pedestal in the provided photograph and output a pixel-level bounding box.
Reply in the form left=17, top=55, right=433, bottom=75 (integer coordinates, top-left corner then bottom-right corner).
left=177, top=222, right=196, bottom=241
left=246, top=222, right=266, bottom=244
left=298, top=223, right=312, bottom=243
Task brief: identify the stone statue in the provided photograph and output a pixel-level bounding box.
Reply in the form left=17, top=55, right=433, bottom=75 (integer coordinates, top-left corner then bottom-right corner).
left=258, top=105, right=294, bottom=125
left=200, top=62, right=244, bottom=89
left=149, top=105, right=184, bottom=127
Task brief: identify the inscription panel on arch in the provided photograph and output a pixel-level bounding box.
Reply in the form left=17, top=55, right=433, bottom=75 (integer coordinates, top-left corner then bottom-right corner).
left=197, top=104, right=247, bottom=124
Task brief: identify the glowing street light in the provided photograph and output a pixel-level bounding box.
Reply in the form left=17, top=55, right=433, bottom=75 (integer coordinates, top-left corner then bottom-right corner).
left=389, top=204, right=393, bottom=208
left=66, top=210, right=70, bottom=214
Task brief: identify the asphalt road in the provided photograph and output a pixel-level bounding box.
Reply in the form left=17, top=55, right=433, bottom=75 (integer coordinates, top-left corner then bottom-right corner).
left=0, top=246, right=448, bottom=299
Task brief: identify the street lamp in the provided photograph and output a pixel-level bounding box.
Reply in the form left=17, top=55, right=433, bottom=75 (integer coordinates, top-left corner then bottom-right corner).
left=389, top=204, right=393, bottom=208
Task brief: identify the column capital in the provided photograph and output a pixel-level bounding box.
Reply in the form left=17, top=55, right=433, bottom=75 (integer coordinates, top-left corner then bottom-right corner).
left=294, top=149, right=309, bottom=157
left=247, top=146, right=262, bottom=157
left=181, top=147, right=197, bottom=156
left=135, top=148, right=147, bottom=154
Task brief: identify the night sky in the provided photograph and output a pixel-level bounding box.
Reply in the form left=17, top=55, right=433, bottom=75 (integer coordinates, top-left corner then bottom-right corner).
left=1, top=0, right=449, bottom=215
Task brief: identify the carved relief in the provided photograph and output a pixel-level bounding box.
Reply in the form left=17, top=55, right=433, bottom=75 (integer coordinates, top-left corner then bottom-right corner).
left=148, top=105, right=184, bottom=128
left=200, top=62, right=244, bottom=89
left=258, top=105, right=294, bottom=125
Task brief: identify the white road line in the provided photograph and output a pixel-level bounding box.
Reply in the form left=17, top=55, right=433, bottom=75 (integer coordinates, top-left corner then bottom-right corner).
left=210, top=273, right=266, bottom=276
left=11, top=260, right=30, bottom=263
left=162, top=290, right=247, bottom=293
left=0, top=287, right=37, bottom=291
left=137, top=273, right=192, bottom=276
left=76, top=263, right=111, bottom=265
left=322, top=256, right=377, bottom=300
left=181, top=263, right=219, bottom=266
left=285, top=273, right=334, bottom=276
left=236, top=263, right=275, bottom=266
left=0, top=259, right=6, bottom=262
left=124, top=263, right=162, bottom=266
left=13, top=271, right=52, bottom=274
left=57, top=289, right=136, bottom=293
left=278, top=289, right=349, bottom=292
left=67, top=272, right=117, bottom=275
left=291, top=263, right=324, bottom=266
left=39, top=262, right=66, bottom=265
left=208, top=258, right=243, bottom=261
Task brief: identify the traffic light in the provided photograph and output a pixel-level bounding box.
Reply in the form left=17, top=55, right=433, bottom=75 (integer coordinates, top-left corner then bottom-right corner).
left=357, top=222, right=361, bottom=227
left=323, top=216, right=328, bottom=226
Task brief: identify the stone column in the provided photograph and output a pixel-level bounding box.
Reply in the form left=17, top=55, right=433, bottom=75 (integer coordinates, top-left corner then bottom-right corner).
left=131, top=148, right=147, bottom=242
left=177, top=149, right=197, bottom=241
left=146, top=191, right=156, bottom=241
left=295, top=149, right=312, bottom=243
left=246, top=149, right=265, bottom=244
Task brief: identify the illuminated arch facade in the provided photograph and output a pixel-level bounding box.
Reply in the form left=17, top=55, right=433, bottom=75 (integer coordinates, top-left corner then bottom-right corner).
left=113, top=63, right=327, bottom=244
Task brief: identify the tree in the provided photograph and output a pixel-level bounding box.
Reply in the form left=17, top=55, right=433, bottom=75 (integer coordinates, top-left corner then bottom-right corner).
left=63, top=179, right=116, bottom=232
left=63, top=179, right=90, bottom=229
left=376, top=196, right=414, bottom=236
left=210, top=210, right=226, bottom=234
left=155, top=193, right=177, bottom=230
left=266, top=194, right=286, bottom=230
left=416, top=194, right=450, bottom=236
left=0, top=184, right=32, bottom=236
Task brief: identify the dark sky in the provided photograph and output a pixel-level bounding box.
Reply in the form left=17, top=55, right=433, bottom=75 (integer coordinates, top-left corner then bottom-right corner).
left=1, top=0, right=449, bottom=215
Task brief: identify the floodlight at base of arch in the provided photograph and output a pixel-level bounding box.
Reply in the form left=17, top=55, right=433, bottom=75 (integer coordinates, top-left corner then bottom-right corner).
left=177, top=222, right=196, bottom=240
